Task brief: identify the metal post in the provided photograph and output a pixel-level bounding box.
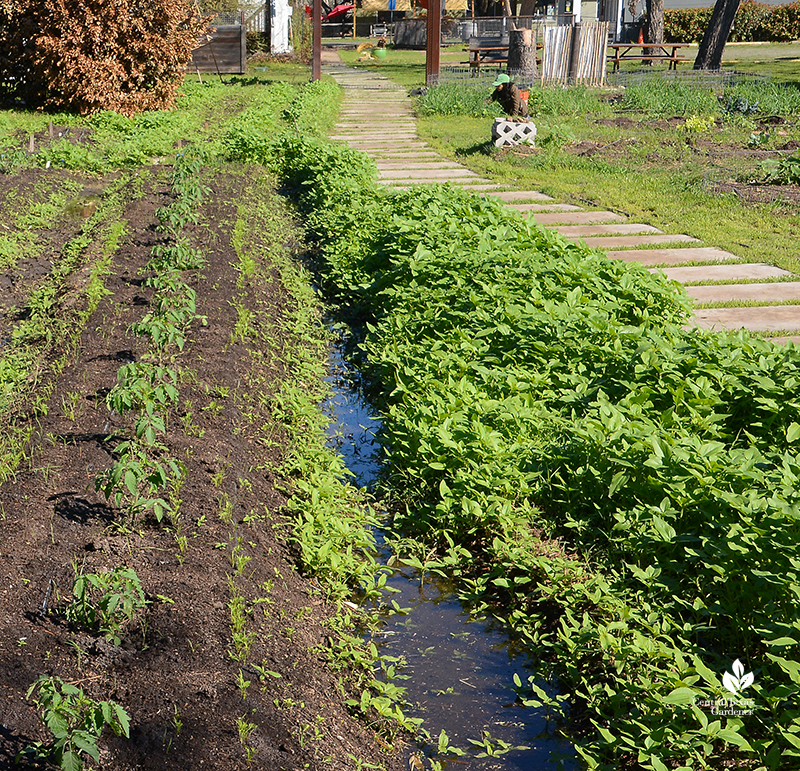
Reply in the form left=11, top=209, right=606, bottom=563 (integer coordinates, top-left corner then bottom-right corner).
left=312, top=0, right=322, bottom=80
left=426, top=0, right=441, bottom=85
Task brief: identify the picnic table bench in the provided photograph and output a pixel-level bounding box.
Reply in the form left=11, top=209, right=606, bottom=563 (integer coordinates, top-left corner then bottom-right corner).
left=464, top=36, right=510, bottom=70
left=464, top=35, right=542, bottom=72
left=608, top=42, right=691, bottom=72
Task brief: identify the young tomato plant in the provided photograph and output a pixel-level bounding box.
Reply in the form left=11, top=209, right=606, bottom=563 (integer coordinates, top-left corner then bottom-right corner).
left=64, top=566, right=147, bottom=644
left=21, top=676, right=130, bottom=771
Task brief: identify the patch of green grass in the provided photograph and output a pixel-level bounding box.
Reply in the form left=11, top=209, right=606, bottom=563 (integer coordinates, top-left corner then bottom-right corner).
left=338, top=46, right=426, bottom=88
left=415, top=109, right=800, bottom=275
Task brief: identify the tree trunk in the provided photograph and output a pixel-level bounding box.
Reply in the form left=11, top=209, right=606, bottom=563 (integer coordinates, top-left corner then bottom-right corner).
left=694, top=0, right=740, bottom=70
left=508, top=27, right=538, bottom=80
left=503, top=0, right=517, bottom=30
left=644, top=0, right=664, bottom=43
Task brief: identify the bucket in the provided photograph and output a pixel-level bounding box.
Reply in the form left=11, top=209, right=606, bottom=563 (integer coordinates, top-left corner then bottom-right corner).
left=373, top=47, right=387, bottom=60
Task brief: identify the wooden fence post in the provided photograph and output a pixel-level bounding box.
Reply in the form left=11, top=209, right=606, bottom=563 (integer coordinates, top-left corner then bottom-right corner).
left=425, top=0, right=441, bottom=85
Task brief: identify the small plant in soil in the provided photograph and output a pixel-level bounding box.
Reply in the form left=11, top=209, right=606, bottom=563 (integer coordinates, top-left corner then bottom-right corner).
left=63, top=565, right=147, bottom=645
left=20, top=675, right=130, bottom=771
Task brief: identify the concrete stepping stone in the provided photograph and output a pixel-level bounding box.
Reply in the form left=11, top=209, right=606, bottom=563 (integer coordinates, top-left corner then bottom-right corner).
left=331, top=133, right=418, bottom=140
left=387, top=183, right=503, bottom=191
left=487, top=190, right=554, bottom=202
left=381, top=181, right=498, bottom=190
left=534, top=211, right=624, bottom=225
left=371, top=152, right=442, bottom=159
left=580, top=234, right=700, bottom=248
left=376, top=162, right=466, bottom=170
left=686, top=282, right=800, bottom=303
left=379, top=168, right=481, bottom=179
left=557, top=224, right=664, bottom=238
left=336, top=126, right=418, bottom=133
left=655, top=263, right=792, bottom=283
left=771, top=336, right=800, bottom=345
left=347, top=141, right=422, bottom=148
left=607, top=246, right=738, bottom=266
left=508, top=203, right=583, bottom=213
left=693, top=306, right=800, bottom=332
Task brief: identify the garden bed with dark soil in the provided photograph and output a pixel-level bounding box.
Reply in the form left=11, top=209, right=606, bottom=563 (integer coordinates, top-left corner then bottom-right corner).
left=0, top=165, right=403, bottom=771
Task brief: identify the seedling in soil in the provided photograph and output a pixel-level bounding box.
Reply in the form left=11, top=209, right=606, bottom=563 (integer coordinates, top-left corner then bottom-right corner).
left=218, top=492, right=233, bottom=524
left=95, top=440, right=185, bottom=524
left=20, top=675, right=130, bottom=771
left=60, top=391, right=83, bottom=422
left=236, top=669, right=251, bottom=700
left=64, top=565, right=147, bottom=645
left=172, top=704, right=183, bottom=736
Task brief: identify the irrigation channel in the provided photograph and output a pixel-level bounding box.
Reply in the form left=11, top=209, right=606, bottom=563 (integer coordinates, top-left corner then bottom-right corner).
left=323, top=345, right=576, bottom=770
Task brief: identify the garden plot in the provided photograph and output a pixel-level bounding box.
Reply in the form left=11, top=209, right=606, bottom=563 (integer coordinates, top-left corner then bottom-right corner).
left=0, top=145, right=405, bottom=771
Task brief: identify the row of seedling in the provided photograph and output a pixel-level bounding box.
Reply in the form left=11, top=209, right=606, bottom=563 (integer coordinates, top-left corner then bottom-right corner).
left=95, top=149, right=208, bottom=526
left=22, top=151, right=210, bottom=771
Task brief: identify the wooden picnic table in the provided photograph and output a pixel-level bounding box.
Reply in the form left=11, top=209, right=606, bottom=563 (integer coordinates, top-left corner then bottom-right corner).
left=465, top=41, right=542, bottom=71
left=467, top=44, right=509, bottom=70
left=608, top=42, right=691, bottom=72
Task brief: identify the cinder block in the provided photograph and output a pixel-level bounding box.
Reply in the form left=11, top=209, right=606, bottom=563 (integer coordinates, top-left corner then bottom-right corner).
left=492, top=118, right=537, bottom=147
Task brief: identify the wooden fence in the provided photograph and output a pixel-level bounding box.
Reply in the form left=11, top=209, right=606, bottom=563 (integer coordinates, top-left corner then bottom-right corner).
left=191, top=23, right=247, bottom=74
left=540, top=21, right=608, bottom=85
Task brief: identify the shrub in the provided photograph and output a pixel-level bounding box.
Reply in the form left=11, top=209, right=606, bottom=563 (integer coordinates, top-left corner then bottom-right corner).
left=665, top=8, right=713, bottom=42
left=666, top=1, right=800, bottom=42
left=729, top=0, right=771, bottom=41
left=765, top=0, right=800, bottom=40
left=0, top=0, right=210, bottom=115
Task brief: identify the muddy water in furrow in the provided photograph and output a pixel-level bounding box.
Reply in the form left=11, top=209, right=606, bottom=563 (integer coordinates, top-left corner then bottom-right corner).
left=323, top=349, right=576, bottom=770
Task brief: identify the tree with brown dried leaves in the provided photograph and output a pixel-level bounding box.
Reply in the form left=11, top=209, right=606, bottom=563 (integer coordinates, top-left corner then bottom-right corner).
left=0, top=0, right=209, bottom=116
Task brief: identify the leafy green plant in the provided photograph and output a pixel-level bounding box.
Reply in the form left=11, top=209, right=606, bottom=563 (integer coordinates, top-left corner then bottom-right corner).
left=761, top=149, right=800, bottom=183
left=64, top=566, right=147, bottom=644
left=679, top=114, right=717, bottom=133
left=277, top=136, right=800, bottom=769
left=95, top=439, right=186, bottom=523
left=415, top=83, right=504, bottom=118
left=21, top=676, right=130, bottom=771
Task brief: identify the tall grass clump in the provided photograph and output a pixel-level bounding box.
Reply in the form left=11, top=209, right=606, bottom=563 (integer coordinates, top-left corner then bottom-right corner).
left=415, top=83, right=504, bottom=117
left=249, top=128, right=800, bottom=771
left=723, top=79, right=800, bottom=115
left=622, top=78, right=719, bottom=114
left=527, top=84, right=609, bottom=116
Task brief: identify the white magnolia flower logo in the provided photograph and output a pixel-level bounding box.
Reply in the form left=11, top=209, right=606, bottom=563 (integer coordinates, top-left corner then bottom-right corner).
left=722, top=659, right=754, bottom=695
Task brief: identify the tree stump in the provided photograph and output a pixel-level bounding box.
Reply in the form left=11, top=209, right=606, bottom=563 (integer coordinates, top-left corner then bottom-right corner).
left=508, top=28, right=538, bottom=82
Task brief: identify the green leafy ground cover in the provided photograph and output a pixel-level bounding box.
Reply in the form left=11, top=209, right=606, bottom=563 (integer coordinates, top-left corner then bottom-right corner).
left=229, top=128, right=800, bottom=769
left=411, top=78, right=800, bottom=276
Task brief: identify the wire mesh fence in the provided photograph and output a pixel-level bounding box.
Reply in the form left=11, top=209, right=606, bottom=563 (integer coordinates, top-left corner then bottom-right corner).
left=607, top=68, right=770, bottom=89
left=435, top=65, right=540, bottom=89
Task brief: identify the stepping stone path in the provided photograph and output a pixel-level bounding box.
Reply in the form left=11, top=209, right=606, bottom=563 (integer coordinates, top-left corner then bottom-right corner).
left=323, top=56, right=800, bottom=343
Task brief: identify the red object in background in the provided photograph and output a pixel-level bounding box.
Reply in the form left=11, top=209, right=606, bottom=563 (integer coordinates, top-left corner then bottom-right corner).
left=325, top=3, right=354, bottom=20
left=419, top=0, right=428, bottom=6
left=305, top=2, right=354, bottom=20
